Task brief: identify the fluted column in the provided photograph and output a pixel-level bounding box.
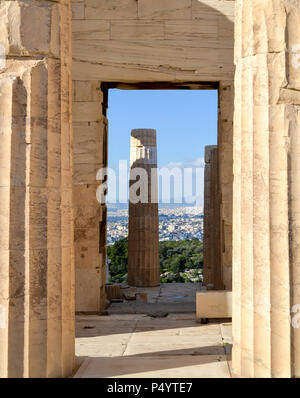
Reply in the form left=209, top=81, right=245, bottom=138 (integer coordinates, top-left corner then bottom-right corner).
left=0, top=0, right=74, bottom=377
left=128, top=129, right=160, bottom=287
left=233, top=0, right=300, bottom=378
left=218, top=81, right=234, bottom=290
left=203, top=146, right=222, bottom=289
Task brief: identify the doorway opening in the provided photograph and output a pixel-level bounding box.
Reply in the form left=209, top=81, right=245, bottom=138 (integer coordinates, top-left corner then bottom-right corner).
left=104, top=83, right=218, bottom=315
left=75, top=82, right=233, bottom=378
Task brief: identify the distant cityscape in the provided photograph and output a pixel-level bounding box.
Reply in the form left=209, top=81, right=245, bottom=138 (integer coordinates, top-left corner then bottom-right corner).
left=107, top=205, right=204, bottom=244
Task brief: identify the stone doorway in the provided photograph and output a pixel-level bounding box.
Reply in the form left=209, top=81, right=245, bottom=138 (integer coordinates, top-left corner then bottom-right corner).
left=73, top=81, right=233, bottom=376
left=97, top=87, right=222, bottom=318
left=74, top=82, right=233, bottom=313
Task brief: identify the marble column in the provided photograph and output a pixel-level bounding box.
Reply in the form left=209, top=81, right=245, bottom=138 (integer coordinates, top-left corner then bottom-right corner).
left=128, top=129, right=160, bottom=287
left=233, top=0, right=300, bottom=378
left=218, top=81, right=234, bottom=291
left=203, top=146, right=223, bottom=290
left=0, top=0, right=74, bottom=377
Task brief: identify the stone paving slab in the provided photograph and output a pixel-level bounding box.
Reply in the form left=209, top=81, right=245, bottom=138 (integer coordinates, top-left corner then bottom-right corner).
left=74, top=313, right=232, bottom=378
left=76, top=341, right=128, bottom=358
left=74, top=355, right=230, bottom=378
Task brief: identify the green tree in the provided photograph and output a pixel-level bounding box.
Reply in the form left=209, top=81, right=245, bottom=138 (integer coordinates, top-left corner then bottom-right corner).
left=107, top=238, right=128, bottom=283
left=107, top=238, right=203, bottom=284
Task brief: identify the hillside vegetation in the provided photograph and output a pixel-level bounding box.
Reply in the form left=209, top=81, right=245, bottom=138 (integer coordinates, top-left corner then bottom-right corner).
left=107, top=238, right=203, bottom=284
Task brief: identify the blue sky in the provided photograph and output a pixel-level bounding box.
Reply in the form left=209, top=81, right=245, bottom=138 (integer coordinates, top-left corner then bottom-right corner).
left=107, top=89, right=218, bottom=206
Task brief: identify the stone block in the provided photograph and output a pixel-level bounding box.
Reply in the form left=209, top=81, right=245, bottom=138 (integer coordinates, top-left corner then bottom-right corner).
left=196, top=291, right=232, bottom=320
left=111, top=20, right=164, bottom=41
left=73, top=184, right=99, bottom=206
left=0, top=76, right=27, bottom=189
left=72, top=2, right=84, bottom=19
left=85, top=0, right=137, bottom=20
left=165, top=19, right=218, bottom=42
left=73, top=121, right=104, bottom=179
left=218, top=15, right=234, bottom=45
left=72, top=59, right=177, bottom=82
left=0, top=1, right=60, bottom=57
left=74, top=205, right=100, bottom=229
left=278, top=88, right=300, bottom=106
left=73, top=81, right=102, bottom=102
left=105, top=284, right=122, bottom=301
left=138, top=0, right=191, bottom=20
left=72, top=20, right=110, bottom=41
left=74, top=227, right=99, bottom=246
left=75, top=268, right=101, bottom=312
left=72, top=101, right=101, bottom=122
left=73, top=161, right=103, bottom=185
left=72, top=38, right=233, bottom=73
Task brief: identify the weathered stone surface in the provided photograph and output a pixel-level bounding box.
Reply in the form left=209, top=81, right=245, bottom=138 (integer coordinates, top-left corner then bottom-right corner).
left=72, top=20, right=110, bottom=41
left=0, top=1, right=60, bottom=57
left=0, top=0, right=74, bottom=378
left=218, top=82, right=233, bottom=290
left=72, top=0, right=235, bottom=82
left=72, top=101, right=101, bottom=122
left=75, top=268, right=101, bottom=312
left=85, top=0, right=138, bottom=20
left=203, top=146, right=222, bottom=290
left=72, top=41, right=234, bottom=83
left=278, top=87, right=300, bottom=105
left=138, top=0, right=191, bottom=20
left=111, top=20, right=165, bottom=41
left=72, top=1, right=84, bottom=19
left=164, top=19, right=218, bottom=41
left=233, top=0, right=300, bottom=379
left=128, top=129, right=160, bottom=288
left=196, top=291, right=232, bottom=320
left=72, top=79, right=107, bottom=313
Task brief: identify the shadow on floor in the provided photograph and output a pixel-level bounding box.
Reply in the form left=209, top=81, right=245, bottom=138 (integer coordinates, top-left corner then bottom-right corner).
left=74, top=345, right=232, bottom=378
left=76, top=315, right=230, bottom=337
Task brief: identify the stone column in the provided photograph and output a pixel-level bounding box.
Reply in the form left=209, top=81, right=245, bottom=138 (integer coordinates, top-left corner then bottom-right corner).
left=0, top=0, right=74, bottom=377
left=203, top=146, right=223, bottom=290
left=218, top=82, right=234, bottom=290
left=233, top=0, right=300, bottom=378
left=128, top=129, right=160, bottom=287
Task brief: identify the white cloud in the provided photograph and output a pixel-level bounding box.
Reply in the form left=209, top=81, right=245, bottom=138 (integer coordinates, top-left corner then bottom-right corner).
left=163, top=157, right=205, bottom=170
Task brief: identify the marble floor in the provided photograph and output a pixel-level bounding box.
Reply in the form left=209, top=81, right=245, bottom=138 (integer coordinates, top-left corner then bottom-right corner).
left=74, top=312, right=232, bottom=378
